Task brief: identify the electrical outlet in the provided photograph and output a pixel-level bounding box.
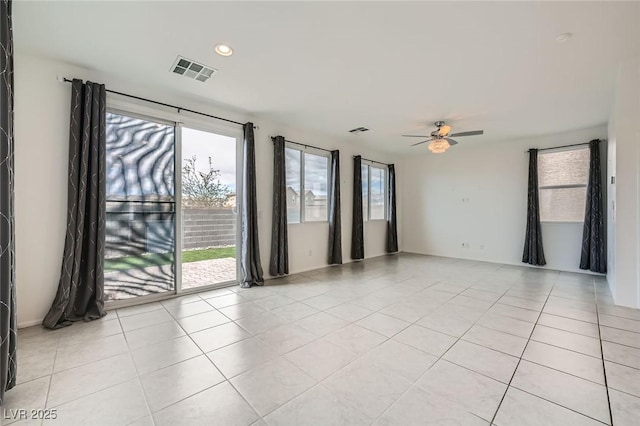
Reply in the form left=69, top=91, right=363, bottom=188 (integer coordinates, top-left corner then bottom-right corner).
left=461, top=243, right=469, bottom=248
left=308, top=250, right=312, bottom=256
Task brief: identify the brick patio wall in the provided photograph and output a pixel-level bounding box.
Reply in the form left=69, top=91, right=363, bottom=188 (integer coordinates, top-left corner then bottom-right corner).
left=182, top=207, right=236, bottom=250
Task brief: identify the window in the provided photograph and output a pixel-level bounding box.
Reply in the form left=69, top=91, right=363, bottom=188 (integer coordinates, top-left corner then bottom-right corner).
left=538, top=147, right=589, bottom=222
left=362, top=162, right=387, bottom=221
left=285, top=146, right=329, bottom=223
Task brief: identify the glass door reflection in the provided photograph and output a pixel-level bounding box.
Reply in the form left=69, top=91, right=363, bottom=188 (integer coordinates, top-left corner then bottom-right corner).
left=103, top=111, right=176, bottom=301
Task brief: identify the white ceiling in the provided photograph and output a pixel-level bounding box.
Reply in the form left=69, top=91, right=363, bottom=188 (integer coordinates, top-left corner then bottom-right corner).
left=14, top=1, right=640, bottom=153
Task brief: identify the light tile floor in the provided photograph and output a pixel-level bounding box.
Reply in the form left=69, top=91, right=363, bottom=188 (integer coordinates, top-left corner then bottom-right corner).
left=5, top=254, right=640, bottom=425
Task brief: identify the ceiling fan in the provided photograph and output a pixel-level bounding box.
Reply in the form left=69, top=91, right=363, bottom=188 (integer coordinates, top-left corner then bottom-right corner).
left=403, top=121, right=484, bottom=153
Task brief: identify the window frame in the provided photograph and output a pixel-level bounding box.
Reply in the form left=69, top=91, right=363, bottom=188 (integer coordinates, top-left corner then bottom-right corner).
left=362, top=161, right=388, bottom=221
left=537, top=146, right=589, bottom=223
left=284, top=143, right=330, bottom=224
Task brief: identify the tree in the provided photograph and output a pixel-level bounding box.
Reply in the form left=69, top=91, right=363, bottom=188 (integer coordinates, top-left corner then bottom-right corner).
left=182, top=156, right=232, bottom=207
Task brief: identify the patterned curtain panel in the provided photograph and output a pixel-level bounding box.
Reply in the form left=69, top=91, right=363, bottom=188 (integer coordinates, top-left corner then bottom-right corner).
left=43, top=79, right=108, bottom=329
left=386, top=164, right=399, bottom=253
left=351, top=155, right=364, bottom=260
left=0, top=0, right=17, bottom=404
left=240, top=123, right=264, bottom=287
left=522, top=149, right=546, bottom=266
left=328, top=150, right=342, bottom=264
left=580, top=139, right=606, bottom=273
left=269, top=136, right=288, bottom=276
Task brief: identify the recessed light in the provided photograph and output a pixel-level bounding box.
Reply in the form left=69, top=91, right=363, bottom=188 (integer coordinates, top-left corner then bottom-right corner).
left=214, top=44, right=233, bottom=57
left=555, top=32, right=573, bottom=43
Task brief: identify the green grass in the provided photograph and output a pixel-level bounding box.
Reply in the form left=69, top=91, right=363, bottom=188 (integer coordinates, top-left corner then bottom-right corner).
left=182, top=246, right=235, bottom=263
left=105, top=246, right=236, bottom=272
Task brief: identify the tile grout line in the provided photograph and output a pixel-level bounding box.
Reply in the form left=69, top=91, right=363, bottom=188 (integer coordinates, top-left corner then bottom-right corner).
left=41, top=335, right=60, bottom=412
left=488, top=272, right=560, bottom=425
left=503, top=385, right=610, bottom=425
left=597, top=323, right=640, bottom=340
left=116, top=307, right=157, bottom=425
left=343, top=268, right=569, bottom=423
left=248, top=276, right=473, bottom=423
left=260, top=278, right=450, bottom=423
left=594, top=284, right=615, bottom=426
left=265, top=277, right=472, bottom=419
left=601, top=357, right=640, bottom=372
left=442, top=339, right=608, bottom=388
left=370, top=279, right=517, bottom=425
left=37, top=314, right=156, bottom=423
left=120, top=299, right=239, bottom=423
left=177, top=291, right=336, bottom=422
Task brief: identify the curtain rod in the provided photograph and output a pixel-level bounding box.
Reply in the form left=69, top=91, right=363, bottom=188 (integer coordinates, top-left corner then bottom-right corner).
left=61, top=77, right=254, bottom=128
left=355, top=156, right=391, bottom=166
left=525, top=139, right=603, bottom=154
left=272, top=136, right=333, bottom=153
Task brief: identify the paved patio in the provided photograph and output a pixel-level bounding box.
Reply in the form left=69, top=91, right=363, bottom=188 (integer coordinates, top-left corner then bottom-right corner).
left=104, top=257, right=237, bottom=301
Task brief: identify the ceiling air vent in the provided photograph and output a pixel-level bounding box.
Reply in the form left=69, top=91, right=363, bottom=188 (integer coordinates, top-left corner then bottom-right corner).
left=349, top=127, right=370, bottom=134
left=171, top=56, right=217, bottom=82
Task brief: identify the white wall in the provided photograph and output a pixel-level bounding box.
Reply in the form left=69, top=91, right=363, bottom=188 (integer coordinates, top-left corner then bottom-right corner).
left=400, top=125, right=607, bottom=274
left=14, top=52, right=400, bottom=327
left=607, top=54, right=640, bottom=308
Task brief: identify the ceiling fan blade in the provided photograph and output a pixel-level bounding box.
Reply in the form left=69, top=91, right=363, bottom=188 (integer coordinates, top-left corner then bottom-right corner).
left=449, top=130, right=484, bottom=137
left=402, top=135, right=430, bottom=138
left=411, top=140, right=430, bottom=147
left=445, top=138, right=458, bottom=146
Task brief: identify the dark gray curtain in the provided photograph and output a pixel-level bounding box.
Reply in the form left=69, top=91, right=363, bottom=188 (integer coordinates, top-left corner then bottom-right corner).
left=386, top=164, right=398, bottom=253
left=351, top=155, right=364, bottom=260
left=328, top=150, right=342, bottom=264
left=269, top=136, right=288, bottom=276
left=522, top=149, right=546, bottom=266
left=43, top=79, right=108, bottom=329
left=0, top=0, right=17, bottom=404
left=240, top=123, right=264, bottom=287
left=580, top=139, right=606, bottom=273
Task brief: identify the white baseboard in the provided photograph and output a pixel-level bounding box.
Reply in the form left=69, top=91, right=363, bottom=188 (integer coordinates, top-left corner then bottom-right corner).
left=18, top=319, right=44, bottom=329
left=265, top=251, right=391, bottom=279
left=402, top=249, right=607, bottom=277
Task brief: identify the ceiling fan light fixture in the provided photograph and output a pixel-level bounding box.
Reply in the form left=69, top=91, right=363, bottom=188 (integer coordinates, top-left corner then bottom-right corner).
left=428, top=138, right=450, bottom=154
left=438, top=124, right=452, bottom=136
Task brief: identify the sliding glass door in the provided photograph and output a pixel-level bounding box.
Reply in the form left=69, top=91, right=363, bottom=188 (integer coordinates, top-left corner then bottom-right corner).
left=104, top=110, right=239, bottom=303
left=179, top=127, right=238, bottom=290
left=104, top=111, right=176, bottom=301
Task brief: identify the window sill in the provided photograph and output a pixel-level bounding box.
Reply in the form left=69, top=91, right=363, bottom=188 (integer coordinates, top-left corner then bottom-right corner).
left=541, top=221, right=584, bottom=224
